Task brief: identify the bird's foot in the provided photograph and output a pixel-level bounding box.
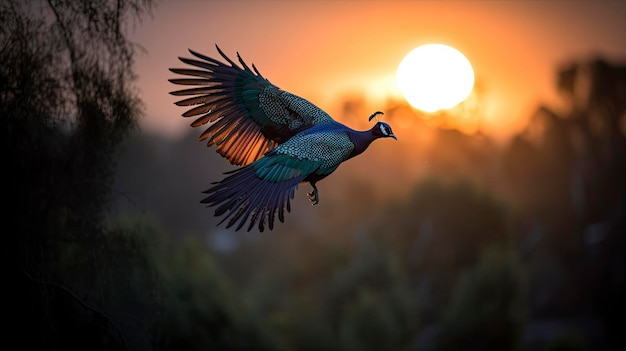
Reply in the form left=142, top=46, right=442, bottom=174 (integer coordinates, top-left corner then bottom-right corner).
left=307, top=186, right=319, bottom=205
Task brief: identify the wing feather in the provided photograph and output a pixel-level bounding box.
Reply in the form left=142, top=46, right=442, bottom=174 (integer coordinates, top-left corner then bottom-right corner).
left=169, top=44, right=335, bottom=166
left=168, top=78, right=213, bottom=86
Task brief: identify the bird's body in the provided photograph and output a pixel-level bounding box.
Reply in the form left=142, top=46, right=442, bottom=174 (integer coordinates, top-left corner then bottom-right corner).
left=169, top=45, right=396, bottom=231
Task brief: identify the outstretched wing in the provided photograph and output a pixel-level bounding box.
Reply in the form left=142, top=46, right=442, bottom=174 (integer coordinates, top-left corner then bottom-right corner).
left=169, top=45, right=335, bottom=166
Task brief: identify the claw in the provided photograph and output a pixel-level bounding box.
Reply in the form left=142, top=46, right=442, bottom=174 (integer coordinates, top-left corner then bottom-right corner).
left=307, top=183, right=319, bottom=205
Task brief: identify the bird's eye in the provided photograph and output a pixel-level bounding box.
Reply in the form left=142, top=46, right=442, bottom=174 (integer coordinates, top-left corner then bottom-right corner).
left=379, top=124, right=389, bottom=136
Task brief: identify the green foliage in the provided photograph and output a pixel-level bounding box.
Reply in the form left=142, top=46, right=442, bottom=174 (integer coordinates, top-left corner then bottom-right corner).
left=546, top=334, right=589, bottom=351
left=435, top=247, right=529, bottom=351
left=338, top=288, right=404, bottom=351
left=154, top=236, right=277, bottom=350
left=107, top=215, right=280, bottom=350
left=328, top=236, right=418, bottom=351
left=382, top=179, right=510, bottom=265
left=372, top=178, right=513, bottom=323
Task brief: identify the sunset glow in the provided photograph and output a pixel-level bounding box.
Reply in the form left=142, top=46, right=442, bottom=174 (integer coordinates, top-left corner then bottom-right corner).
left=397, top=44, right=474, bottom=113
left=130, top=1, right=626, bottom=142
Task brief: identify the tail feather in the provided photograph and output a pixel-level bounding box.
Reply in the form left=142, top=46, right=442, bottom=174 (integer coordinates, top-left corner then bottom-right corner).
left=239, top=183, right=269, bottom=231
left=202, top=164, right=303, bottom=232
left=234, top=181, right=270, bottom=231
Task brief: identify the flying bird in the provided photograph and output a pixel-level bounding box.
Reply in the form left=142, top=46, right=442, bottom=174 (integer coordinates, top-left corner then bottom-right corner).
left=169, top=45, right=396, bottom=232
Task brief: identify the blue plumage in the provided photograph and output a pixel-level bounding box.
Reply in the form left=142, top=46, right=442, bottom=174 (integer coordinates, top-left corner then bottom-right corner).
left=169, top=45, right=397, bottom=231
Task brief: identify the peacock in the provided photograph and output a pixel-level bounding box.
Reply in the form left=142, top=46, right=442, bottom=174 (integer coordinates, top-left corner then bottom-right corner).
left=169, top=45, right=397, bottom=232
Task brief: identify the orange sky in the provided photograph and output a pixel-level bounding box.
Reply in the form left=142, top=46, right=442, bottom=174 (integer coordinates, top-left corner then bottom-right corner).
left=131, top=0, right=626, bottom=142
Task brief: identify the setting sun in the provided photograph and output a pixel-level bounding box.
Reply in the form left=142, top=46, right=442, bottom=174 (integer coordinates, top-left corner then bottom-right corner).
left=397, top=44, right=474, bottom=113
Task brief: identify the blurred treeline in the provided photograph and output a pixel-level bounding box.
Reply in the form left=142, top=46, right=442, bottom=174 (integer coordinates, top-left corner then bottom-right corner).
left=4, top=1, right=625, bottom=350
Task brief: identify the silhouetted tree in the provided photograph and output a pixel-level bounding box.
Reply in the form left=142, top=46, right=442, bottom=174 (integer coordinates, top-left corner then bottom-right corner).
left=2, top=0, right=153, bottom=349
left=502, top=57, right=626, bottom=350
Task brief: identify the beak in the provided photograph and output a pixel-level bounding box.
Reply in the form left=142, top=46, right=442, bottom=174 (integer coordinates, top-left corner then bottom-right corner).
left=390, top=134, right=397, bottom=140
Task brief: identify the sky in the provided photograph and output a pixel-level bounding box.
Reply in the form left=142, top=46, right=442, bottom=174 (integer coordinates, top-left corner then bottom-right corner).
left=131, top=0, right=626, bottom=142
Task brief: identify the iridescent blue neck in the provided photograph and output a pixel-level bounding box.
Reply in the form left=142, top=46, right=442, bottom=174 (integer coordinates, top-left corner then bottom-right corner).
left=347, top=129, right=377, bottom=159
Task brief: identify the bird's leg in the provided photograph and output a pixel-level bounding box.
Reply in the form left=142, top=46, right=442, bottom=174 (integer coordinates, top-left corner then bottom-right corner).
left=307, top=182, right=319, bottom=205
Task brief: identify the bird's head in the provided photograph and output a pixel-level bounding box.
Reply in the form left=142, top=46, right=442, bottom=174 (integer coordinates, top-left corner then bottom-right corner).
left=372, top=121, right=397, bottom=140
left=368, top=112, right=397, bottom=140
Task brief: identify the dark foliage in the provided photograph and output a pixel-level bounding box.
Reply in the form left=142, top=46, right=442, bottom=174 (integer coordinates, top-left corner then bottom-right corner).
left=3, top=0, right=152, bottom=349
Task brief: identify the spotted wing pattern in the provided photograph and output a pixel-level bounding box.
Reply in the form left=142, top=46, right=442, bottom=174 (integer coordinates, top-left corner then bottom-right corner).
left=201, top=127, right=354, bottom=231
